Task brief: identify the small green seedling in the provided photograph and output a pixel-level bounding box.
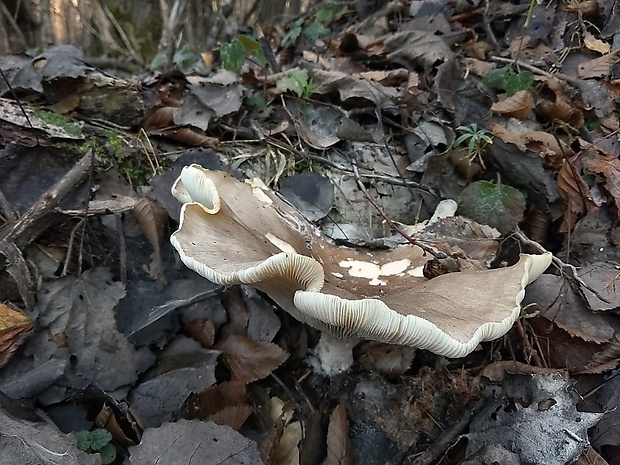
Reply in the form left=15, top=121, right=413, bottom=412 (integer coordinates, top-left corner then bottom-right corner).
left=221, top=35, right=266, bottom=74
left=276, top=69, right=313, bottom=98
left=76, top=429, right=117, bottom=465
left=484, top=66, right=533, bottom=96
left=454, top=124, right=493, bottom=167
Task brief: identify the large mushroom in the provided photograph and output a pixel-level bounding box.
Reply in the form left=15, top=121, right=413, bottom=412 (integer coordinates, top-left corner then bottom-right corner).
left=170, top=165, right=552, bottom=373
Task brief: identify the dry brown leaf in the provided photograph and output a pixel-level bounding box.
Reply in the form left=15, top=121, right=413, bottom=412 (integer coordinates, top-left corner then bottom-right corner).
left=490, top=122, right=527, bottom=149
left=357, top=342, right=416, bottom=376
left=480, top=361, right=567, bottom=382
left=462, top=57, right=494, bottom=77
left=584, top=31, right=611, bottom=54
left=521, top=130, right=574, bottom=168
left=583, top=154, right=620, bottom=210
left=583, top=334, right=620, bottom=374
left=190, top=380, right=248, bottom=415
left=562, top=0, right=598, bottom=14
left=0, top=302, right=33, bottom=368
left=133, top=197, right=167, bottom=287
left=216, top=335, right=289, bottom=383
left=577, top=50, right=620, bottom=78
left=261, top=398, right=301, bottom=465
left=557, top=156, right=597, bottom=232
left=322, top=402, right=353, bottom=465
left=209, top=404, right=255, bottom=431
left=185, top=380, right=252, bottom=430
left=491, top=90, right=534, bottom=119
left=574, top=446, right=610, bottom=465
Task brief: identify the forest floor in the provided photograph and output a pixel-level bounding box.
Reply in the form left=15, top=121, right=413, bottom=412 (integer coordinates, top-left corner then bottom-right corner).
left=1, top=1, right=620, bottom=464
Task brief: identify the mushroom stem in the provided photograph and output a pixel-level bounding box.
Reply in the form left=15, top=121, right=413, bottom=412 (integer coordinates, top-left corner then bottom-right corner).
left=312, top=332, right=360, bottom=376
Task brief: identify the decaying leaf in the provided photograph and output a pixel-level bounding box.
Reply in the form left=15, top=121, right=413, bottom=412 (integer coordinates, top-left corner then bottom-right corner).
left=0, top=302, right=33, bottom=369
left=322, top=402, right=353, bottom=465
left=20, top=268, right=155, bottom=401
left=457, top=180, right=526, bottom=235
left=128, top=419, right=263, bottom=465
left=490, top=90, right=534, bottom=119
left=557, top=156, right=597, bottom=232
left=132, top=197, right=167, bottom=288
left=216, top=335, right=289, bottom=383
left=584, top=154, right=620, bottom=211
left=184, top=380, right=252, bottom=430
left=467, top=373, right=601, bottom=465
left=262, top=397, right=301, bottom=465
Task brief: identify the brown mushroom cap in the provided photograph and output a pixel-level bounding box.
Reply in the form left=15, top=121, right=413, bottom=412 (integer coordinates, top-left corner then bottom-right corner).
left=171, top=165, right=552, bottom=357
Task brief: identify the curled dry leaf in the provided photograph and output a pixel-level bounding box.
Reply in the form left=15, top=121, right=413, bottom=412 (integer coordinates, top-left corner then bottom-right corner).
left=170, top=166, right=551, bottom=359
left=577, top=50, right=620, bottom=79
left=557, top=155, right=597, bottom=232
left=132, top=197, right=168, bottom=287
left=491, top=90, right=534, bottom=119
left=584, top=154, right=620, bottom=210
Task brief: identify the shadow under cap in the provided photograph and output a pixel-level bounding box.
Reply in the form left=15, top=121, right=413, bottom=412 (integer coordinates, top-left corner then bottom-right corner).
left=170, top=164, right=552, bottom=358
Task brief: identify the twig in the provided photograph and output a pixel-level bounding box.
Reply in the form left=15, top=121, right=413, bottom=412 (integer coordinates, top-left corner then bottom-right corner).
left=0, top=151, right=93, bottom=248
left=352, top=164, right=446, bottom=259
left=490, top=55, right=576, bottom=84
left=512, top=229, right=610, bottom=304
left=395, top=398, right=486, bottom=465
left=260, top=138, right=430, bottom=191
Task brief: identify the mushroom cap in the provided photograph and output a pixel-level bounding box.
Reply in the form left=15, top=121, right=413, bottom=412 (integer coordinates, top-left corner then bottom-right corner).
left=170, top=165, right=552, bottom=357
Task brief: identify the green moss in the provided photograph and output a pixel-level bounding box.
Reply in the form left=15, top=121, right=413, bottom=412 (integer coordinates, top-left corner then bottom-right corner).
left=31, top=109, right=83, bottom=137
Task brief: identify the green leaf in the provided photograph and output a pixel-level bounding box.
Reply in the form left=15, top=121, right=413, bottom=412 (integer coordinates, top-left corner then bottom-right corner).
left=148, top=53, right=167, bottom=71
left=454, top=134, right=471, bottom=147
left=221, top=38, right=246, bottom=74
left=282, top=19, right=303, bottom=47
left=304, top=23, right=330, bottom=40
left=458, top=180, right=526, bottom=234
left=99, top=443, right=117, bottom=465
left=173, top=44, right=197, bottom=67
left=316, top=4, right=342, bottom=24
left=277, top=69, right=309, bottom=97
left=505, top=71, right=533, bottom=96
left=468, top=137, right=476, bottom=156
left=76, top=431, right=92, bottom=451
left=238, top=35, right=267, bottom=67
left=89, top=429, right=112, bottom=450
left=484, top=67, right=510, bottom=89
left=246, top=94, right=266, bottom=107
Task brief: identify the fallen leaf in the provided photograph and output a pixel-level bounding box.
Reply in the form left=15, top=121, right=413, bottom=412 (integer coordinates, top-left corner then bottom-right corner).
left=491, top=90, right=534, bottom=119
left=216, top=335, right=289, bottom=383
left=467, top=373, right=601, bottom=465
left=584, top=31, right=611, bottom=54
left=457, top=180, right=526, bottom=234
left=0, top=302, right=33, bottom=369
left=557, top=155, right=597, bottom=232
left=128, top=419, right=263, bottom=464
left=584, top=154, right=620, bottom=210
left=578, top=50, right=620, bottom=78
left=322, top=402, right=353, bottom=465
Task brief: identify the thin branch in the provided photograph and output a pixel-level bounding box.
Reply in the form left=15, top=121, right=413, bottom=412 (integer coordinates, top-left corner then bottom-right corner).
left=352, top=164, right=446, bottom=259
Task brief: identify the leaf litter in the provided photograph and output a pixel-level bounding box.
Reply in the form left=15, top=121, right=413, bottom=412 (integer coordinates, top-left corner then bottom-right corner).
left=2, top=1, right=620, bottom=464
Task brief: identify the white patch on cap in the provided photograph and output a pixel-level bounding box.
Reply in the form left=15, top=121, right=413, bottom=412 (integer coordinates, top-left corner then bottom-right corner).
left=408, top=266, right=425, bottom=277
left=379, top=259, right=411, bottom=276
left=340, top=258, right=414, bottom=285
left=265, top=233, right=297, bottom=253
